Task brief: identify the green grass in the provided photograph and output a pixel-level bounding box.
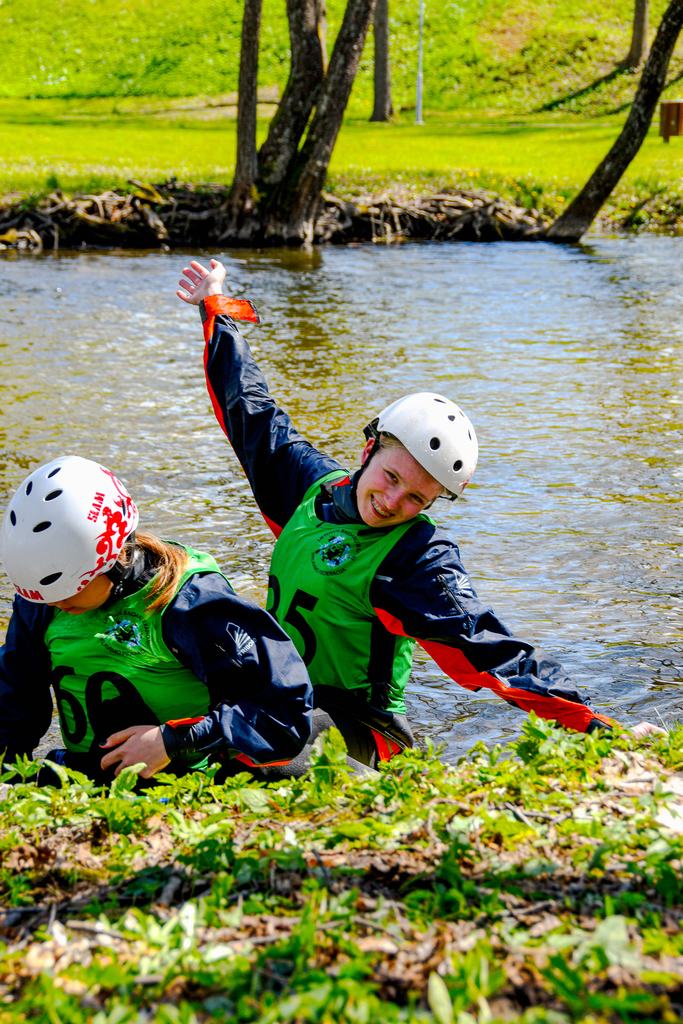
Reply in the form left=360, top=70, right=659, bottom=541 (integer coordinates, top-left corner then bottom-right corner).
left=1, top=0, right=681, bottom=114
left=3, top=98, right=683, bottom=217
left=0, top=97, right=240, bottom=196
left=329, top=112, right=683, bottom=188
left=0, top=719, right=681, bottom=1022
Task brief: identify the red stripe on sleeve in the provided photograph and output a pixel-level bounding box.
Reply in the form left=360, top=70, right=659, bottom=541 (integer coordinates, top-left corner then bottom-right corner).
left=201, top=298, right=283, bottom=540
left=204, top=294, right=260, bottom=325
left=203, top=320, right=228, bottom=436
left=263, top=513, right=283, bottom=539
left=373, top=607, right=614, bottom=734
left=233, top=752, right=293, bottom=768
left=371, top=730, right=403, bottom=762
left=203, top=314, right=215, bottom=345
left=166, top=716, right=205, bottom=729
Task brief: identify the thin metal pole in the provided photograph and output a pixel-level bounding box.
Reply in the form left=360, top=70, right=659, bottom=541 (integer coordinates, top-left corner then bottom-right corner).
left=416, top=0, right=424, bottom=124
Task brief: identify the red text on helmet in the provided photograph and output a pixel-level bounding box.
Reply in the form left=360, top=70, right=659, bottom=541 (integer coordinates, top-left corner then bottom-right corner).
left=87, top=492, right=105, bottom=523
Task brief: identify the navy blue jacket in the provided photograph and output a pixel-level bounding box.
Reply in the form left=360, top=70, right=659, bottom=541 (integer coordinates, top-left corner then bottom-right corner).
left=0, top=564, right=313, bottom=768
left=200, top=294, right=613, bottom=734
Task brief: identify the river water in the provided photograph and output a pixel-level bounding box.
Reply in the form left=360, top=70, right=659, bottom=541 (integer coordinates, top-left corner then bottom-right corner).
left=1, top=238, right=681, bottom=760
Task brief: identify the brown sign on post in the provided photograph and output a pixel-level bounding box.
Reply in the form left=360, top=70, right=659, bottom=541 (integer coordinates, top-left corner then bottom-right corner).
left=660, top=100, right=683, bottom=142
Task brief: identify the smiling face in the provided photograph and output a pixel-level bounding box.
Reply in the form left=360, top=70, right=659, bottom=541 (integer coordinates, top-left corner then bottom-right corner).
left=355, top=439, right=444, bottom=528
left=48, top=574, right=113, bottom=614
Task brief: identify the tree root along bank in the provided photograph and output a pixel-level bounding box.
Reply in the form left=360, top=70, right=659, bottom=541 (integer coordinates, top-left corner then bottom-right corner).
left=0, top=181, right=546, bottom=252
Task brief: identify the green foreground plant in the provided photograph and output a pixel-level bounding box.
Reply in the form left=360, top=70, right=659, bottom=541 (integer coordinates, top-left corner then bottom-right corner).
left=0, top=717, right=681, bottom=1022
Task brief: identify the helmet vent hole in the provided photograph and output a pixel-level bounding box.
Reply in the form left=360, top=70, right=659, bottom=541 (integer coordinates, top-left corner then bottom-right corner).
left=9, top=511, right=16, bottom=526
left=25, top=481, right=33, bottom=495
left=33, top=521, right=52, bottom=533
left=453, top=460, right=463, bottom=472
left=47, top=467, right=61, bottom=478
left=429, top=437, right=441, bottom=450
left=40, top=572, right=62, bottom=586
left=448, top=414, right=456, bottom=421
left=45, top=490, right=62, bottom=501
left=468, top=431, right=472, bottom=440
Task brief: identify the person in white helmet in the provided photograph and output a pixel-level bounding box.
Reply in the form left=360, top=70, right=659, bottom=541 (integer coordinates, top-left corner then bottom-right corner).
left=178, top=259, right=662, bottom=766
left=0, top=455, right=314, bottom=784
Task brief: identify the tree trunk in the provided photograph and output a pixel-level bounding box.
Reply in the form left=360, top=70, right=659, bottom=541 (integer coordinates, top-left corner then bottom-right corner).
left=370, top=0, right=393, bottom=121
left=316, top=0, right=328, bottom=69
left=230, top=0, right=263, bottom=216
left=624, top=0, right=649, bottom=68
left=546, top=0, right=683, bottom=243
left=256, top=0, right=325, bottom=188
left=261, top=0, right=378, bottom=243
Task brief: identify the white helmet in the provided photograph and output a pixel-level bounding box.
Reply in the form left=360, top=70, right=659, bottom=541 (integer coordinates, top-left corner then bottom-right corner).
left=0, top=456, right=139, bottom=604
left=369, top=392, right=478, bottom=498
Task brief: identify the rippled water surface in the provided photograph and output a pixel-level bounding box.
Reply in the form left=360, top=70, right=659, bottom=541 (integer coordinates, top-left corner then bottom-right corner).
left=1, top=238, right=681, bottom=759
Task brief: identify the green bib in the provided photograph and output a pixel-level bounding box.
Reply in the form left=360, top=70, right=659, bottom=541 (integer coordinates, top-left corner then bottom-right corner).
left=45, top=545, right=223, bottom=769
left=267, top=472, right=431, bottom=714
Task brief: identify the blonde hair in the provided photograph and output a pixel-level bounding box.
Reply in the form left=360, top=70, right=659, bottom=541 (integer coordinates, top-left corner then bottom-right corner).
left=377, top=431, right=406, bottom=451
left=119, top=531, right=189, bottom=615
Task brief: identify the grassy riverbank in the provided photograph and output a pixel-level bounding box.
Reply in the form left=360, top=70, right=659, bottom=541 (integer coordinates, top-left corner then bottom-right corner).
left=2, top=0, right=683, bottom=231
left=3, top=100, right=683, bottom=233
left=1, top=718, right=681, bottom=1021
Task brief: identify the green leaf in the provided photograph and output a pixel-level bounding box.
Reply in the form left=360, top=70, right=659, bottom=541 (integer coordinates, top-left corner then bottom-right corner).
left=428, top=972, right=453, bottom=1024
left=109, top=762, right=146, bottom=795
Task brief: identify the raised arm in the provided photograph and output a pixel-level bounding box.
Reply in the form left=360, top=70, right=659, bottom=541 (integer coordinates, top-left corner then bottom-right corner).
left=178, top=260, right=342, bottom=534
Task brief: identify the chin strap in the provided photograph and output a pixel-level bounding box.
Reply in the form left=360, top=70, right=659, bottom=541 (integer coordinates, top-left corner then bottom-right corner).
left=357, top=432, right=380, bottom=481
left=351, top=436, right=382, bottom=510
left=363, top=417, right=380, bottom=444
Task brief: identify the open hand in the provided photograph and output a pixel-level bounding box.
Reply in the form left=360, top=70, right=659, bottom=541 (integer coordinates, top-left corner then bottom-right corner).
left=176, top=258, right=227, bottom=305
left=100, top=725, right=170, bottom=778
left=631, top=720, right=667, bottom=738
